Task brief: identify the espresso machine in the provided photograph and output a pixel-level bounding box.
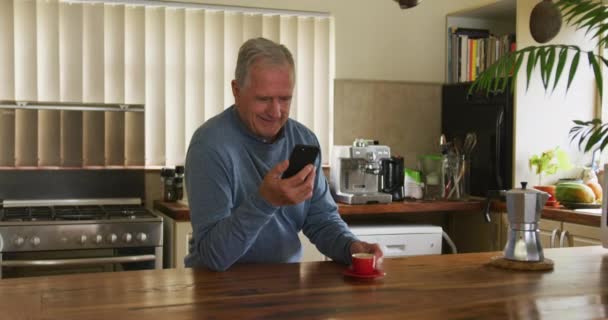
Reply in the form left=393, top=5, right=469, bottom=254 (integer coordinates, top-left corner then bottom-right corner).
left=330, top=139, right=393, bottom=204
left=503, top=182, right=549, bottom=262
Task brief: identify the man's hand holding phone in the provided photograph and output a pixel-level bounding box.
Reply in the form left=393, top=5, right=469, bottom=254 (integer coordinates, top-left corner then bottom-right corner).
left=259, top=145, right=319, bottom=206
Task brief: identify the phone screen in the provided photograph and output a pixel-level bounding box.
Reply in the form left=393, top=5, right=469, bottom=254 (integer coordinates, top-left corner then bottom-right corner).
left=282, top=144, right=320, bottom=179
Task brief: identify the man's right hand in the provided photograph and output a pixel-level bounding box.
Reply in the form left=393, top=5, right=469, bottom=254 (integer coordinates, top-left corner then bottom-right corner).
left=259, top=160, right=316, bottom=206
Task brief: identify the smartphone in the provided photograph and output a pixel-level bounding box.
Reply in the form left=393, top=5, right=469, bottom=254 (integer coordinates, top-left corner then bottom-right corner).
left=282, top=144, right=320, bottom=179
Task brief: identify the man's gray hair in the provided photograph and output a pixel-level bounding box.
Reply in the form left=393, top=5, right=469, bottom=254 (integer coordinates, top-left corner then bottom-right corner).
left=235, top=37, right=295, bottom=88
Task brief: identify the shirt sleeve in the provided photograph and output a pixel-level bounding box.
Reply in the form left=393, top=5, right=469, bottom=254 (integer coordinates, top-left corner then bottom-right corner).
left=301, top=158, right=358, bottom=265
left=185, top=141, right=279, bottom=271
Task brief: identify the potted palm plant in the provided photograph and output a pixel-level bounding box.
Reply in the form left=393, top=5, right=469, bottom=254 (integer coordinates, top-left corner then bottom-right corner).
left=470, top=0, right=608, bottom=153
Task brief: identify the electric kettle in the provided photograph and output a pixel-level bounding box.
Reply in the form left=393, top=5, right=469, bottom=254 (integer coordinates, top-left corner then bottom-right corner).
left=503, top=182, right=549, bottom=262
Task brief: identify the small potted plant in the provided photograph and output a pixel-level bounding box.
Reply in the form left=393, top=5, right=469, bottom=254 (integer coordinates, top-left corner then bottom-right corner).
left=529, top=147, right=572, bottom=206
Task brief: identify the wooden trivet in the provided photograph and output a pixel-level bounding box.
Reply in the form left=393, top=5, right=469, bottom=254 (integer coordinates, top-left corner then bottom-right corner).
left=487, top=256, right=554, bottom=271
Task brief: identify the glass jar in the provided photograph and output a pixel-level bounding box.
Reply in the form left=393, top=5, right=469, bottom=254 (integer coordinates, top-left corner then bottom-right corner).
left=418, top=154, right=445, bottom=200
left=175, top=165, right=185, bottom=200
left=161, top=168, right=177, bottom=202
left=444, top=154, right=470, bottom=200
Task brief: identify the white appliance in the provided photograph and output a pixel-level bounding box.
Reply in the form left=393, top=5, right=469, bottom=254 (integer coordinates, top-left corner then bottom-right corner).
left=349, top=224, right=443, bottom=257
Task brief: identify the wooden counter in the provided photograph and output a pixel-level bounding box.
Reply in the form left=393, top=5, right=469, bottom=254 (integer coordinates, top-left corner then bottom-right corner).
left=2, top=246, right=607, bottom=319
left=154, top=199, right=484, bottom=221
left=154, top=199, right=601, bottom=227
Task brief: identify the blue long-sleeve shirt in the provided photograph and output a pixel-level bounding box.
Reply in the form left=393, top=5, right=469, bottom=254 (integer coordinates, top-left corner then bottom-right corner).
left=184, top=106, right=357, bottom=271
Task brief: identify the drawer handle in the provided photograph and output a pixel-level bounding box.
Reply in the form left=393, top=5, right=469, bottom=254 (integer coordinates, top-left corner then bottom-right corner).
left=560, top=230, right=573, bottom=247
left=550, top=229, right=561, bottom=248
left=385, top=244, right=406, bottom=253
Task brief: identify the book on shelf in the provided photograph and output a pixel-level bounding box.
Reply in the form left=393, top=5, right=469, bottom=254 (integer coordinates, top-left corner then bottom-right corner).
left=447, top=27, right=516, bottom=84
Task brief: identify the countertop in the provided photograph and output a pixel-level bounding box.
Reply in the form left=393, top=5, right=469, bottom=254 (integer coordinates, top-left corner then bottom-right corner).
left=153, top=199, right=484, bottom=221
left=2, top=246, right=607, bottom=319
left=154, top=199, right=601, bottom=227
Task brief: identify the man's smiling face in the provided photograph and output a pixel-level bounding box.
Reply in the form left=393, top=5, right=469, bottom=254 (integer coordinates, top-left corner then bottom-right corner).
left=232, top=60, right=294, bottom=142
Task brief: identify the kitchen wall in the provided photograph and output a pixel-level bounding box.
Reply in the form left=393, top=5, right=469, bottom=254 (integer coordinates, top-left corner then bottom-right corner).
left=143, top=0, right=492, bottom=205
left=514, top=0, right=596, bottom=185
left=164, top=0, right=497, bottom=83
left=334, top=79, right=442, bottom=168
left=146, top=0, right=598, bottom=203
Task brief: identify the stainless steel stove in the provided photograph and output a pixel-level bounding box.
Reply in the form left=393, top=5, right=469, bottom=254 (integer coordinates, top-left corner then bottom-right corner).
left=0, top=170, right=163, bottom=279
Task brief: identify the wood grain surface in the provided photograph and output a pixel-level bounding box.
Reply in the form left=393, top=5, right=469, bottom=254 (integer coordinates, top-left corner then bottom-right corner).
left=1, top=246, right=607, bottom=319
left=154, top=199, right=484, bottom=221
left=156, top=199, right=600, bottom=227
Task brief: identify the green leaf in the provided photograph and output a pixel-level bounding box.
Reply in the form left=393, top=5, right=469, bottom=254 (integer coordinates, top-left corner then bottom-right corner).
left=500, top=54, right=515, bottom=92
left=564, top=1, right=596, bottom=24
left=526, top=49, right=536, bottom=91
left=599, top=133, right=608, bottom=152
left=492, top=55, right=506, bottom=92
left=588, top=52, right=603, bottom=99
left=552, top=47, right=568, bottom=92
left=545, top=47, right=556, bottom=89
left=572, top=5, right=603, bottom=27
left=566, top=50, right=580, bottom=93
left=580, top=10, right=608, bottom=35
left=538, top=47, right=549, bottom=89
left=591, top=24, right=608, bottom=47
left=511, top=51, right=525, bottom=93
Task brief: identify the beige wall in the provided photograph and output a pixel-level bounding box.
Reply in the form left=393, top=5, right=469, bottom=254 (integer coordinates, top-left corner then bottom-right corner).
left=166, top=0, right=496, bottom=83
left=514, top=0, right=596, bottom=185
left=334, top=80, right=442, bottom=168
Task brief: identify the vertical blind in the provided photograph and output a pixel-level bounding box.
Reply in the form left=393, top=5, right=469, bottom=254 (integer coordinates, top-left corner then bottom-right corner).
left=0, top=0, right=334, bottom=167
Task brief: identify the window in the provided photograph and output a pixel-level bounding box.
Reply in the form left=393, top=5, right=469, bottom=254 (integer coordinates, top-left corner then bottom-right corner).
left=0, top=0, right=334, bottom=167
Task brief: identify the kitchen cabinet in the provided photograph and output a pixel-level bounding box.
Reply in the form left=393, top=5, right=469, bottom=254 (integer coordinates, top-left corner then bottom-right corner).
left=448, top=210, right=506, bottom=253
left=156, top=210, right=192, bottom=269
left=539, top=218, right=602, bottom=248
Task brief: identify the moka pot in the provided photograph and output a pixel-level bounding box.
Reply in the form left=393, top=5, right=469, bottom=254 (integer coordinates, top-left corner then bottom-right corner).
left=503, top=182, right=549, bottom=262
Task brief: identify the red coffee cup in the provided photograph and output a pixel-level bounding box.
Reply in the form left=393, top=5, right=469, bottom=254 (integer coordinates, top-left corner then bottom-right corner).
left=351, top=253, right=376, bottom=274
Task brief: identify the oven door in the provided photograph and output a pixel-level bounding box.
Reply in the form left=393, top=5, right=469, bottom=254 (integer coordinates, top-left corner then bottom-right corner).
left=0, top=247, right=162, bottom=279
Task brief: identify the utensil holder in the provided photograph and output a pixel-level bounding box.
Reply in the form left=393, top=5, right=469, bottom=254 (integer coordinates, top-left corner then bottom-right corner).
left=445, top=154, right=470, bottom=200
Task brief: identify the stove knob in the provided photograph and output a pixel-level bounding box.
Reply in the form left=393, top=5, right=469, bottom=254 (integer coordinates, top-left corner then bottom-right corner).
left=136, top=233, right=147, bottom=242
left=107, top=234, right=118, bottom=244
left=13, top=236, right=24, bottom=247
left=30, top=236, right=41, bottom=247
left=78, top=235, right=87, bottom=245
left=95, top=235, right=103, bottom=244
left=122, top=233, right=133, bottom=243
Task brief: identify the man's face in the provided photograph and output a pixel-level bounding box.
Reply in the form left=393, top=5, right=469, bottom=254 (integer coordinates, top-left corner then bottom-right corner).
left=232, top=61, right=294, bottom=142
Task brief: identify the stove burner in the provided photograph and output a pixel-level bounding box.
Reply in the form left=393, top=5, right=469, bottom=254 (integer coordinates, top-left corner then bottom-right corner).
left=0, top=204, right=156, bottom=222
left=1, top=207, right=54, bottom=222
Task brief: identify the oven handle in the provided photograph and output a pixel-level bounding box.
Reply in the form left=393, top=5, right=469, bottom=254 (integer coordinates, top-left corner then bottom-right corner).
left=1, top=254, right=157, bottom=267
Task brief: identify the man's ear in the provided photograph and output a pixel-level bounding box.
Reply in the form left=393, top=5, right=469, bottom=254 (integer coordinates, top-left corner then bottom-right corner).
left=231, top=80, right=239, bottom=104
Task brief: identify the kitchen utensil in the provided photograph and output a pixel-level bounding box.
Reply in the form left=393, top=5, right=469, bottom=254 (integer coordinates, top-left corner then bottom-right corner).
left=343, top=268, right=386, bottom=279
left=503, top=182, right=549, bottom=262
left=463, top=132, right=477, bottom=157
left=351, top=253, right=376, bottom=275
left=439, top=134, right=448, bottom=155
